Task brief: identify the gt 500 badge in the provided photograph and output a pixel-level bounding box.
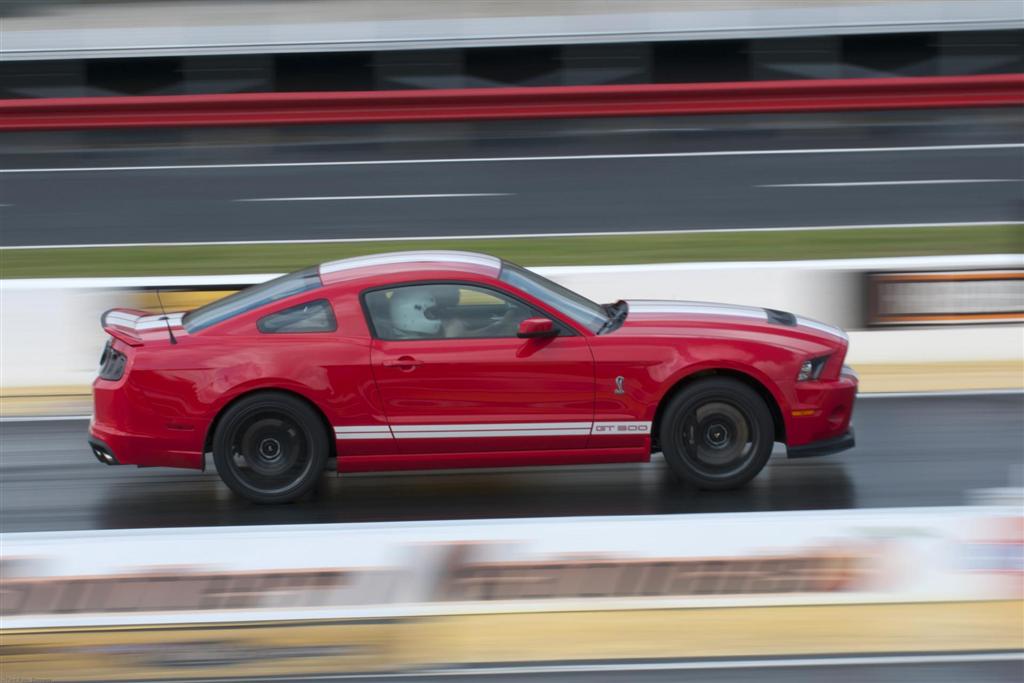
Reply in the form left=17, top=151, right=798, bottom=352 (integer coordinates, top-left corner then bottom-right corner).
left=592, top=422, right=651, bottom=433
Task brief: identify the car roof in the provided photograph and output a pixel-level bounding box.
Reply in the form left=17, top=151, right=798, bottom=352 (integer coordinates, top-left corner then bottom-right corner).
left=319, top=250, right=502, bottom=285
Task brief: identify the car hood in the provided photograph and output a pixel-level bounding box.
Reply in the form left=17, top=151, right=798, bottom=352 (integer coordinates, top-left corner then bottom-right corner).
left=621, top=299, right=848, bottom=344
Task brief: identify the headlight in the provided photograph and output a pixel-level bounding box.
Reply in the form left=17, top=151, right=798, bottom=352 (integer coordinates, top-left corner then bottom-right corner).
left=797, top=355, right=830, bottom=381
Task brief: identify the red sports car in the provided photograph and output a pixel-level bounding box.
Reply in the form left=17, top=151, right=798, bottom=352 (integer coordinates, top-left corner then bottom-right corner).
left=90, top=251, right=857, bottom=503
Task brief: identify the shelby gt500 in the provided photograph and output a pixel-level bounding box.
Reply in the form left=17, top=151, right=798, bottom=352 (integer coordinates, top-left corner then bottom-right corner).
left=90, top=251, right=856, bottom=503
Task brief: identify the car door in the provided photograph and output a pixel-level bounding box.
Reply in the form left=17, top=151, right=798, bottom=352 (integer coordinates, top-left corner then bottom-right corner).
left=364, top=282, right=595, bottom=454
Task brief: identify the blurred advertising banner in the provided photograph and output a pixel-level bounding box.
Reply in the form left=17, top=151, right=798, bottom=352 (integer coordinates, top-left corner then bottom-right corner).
left=867, top=269, right=1024, bottom=326
left=2, top=508, right=1021, bottom=680
left=2, top=507, right=1021, bottom=627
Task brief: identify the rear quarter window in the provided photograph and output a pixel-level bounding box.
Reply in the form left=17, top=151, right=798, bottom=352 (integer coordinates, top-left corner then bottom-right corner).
left=257, top=299, right=337, bottom=334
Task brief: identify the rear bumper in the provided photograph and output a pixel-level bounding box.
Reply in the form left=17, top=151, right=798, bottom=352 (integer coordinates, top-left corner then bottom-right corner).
left=90, top=384, right=205, bottom=470
left=787, top=428, right=855, bottom=458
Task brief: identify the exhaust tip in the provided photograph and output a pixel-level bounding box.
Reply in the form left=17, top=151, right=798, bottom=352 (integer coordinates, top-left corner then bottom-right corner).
left=89, top=438, right=120, bottom=465
left=93, top=447, right=115, bottom=465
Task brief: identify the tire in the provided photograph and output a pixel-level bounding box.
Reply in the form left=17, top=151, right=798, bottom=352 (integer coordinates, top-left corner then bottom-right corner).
left=212, top=392, right=329, bottom=504
left=659, top=377, right=775, bottom=490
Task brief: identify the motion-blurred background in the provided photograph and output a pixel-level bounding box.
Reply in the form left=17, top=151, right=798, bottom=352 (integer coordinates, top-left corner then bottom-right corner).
left=1, top=1, right=1022, bottom=681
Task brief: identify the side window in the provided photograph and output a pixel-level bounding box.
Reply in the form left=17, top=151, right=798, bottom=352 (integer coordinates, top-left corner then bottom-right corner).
left=364, top=283, right=537, bottom=340
left=257, top=299, right=337, bottom=334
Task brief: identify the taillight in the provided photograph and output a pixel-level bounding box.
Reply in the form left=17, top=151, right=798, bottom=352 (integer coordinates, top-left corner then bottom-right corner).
left=98, top=340, right=127, bottom=381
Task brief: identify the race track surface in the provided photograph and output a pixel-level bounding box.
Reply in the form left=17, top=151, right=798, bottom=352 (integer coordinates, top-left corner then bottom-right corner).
left=1, top=109, right=1021, bottom=246
left=2, top=393, right=1020, bottom=533
left=257, top=657, right=1024, bottom=683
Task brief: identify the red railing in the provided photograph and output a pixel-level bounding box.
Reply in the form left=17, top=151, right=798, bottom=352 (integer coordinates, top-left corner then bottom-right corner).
left=1, top=74, right=1021, bottom=131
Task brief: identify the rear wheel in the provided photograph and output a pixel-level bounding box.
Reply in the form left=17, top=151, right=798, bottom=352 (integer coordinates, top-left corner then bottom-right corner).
left=212, top=392, right=328, bottom=504
left=659, top=378, right=775, bottom=490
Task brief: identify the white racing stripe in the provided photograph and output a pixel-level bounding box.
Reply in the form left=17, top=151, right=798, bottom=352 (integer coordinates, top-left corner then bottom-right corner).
left=628, top=300, right=767, bottom=320
left=395, top=428, right=593, bottom=438
left=321, top=250, right=500, bottom=275
left=334, top=421, right=652, bottom=440
left=104, top=311, right=185, bottom=331
left=135, top=313, right=185, bottom=331
left=334, top=425, right=393, bottom=440
left=2, top=142, right=1020, bottom=175
left=391, top=422, right=593, bottom=432
left=796, top=316, right=847, bottom=340
left=628, top=301, right=848, bottom=339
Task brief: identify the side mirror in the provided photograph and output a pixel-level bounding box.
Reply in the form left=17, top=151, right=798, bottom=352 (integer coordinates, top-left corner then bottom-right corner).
left=517, top=317, right=558, bottom=339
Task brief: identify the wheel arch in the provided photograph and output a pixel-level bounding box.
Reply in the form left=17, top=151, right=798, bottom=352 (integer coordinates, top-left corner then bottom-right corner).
left=651, top=368, right=787, bottom=450
left=203, top=388, right=337, bottom=460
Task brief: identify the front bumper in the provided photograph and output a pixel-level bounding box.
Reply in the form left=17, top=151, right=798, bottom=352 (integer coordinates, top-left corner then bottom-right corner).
left=787, top=428, right=855, bottom=458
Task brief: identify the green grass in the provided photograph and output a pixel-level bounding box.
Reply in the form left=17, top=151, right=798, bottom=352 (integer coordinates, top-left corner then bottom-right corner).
left=2, top=224, right=1021, bottom=278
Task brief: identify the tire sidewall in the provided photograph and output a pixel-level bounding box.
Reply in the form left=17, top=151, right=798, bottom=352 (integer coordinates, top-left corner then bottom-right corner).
left=212, top=392, right=328, bottom=504
left=660, top=378, right=775, bottom=490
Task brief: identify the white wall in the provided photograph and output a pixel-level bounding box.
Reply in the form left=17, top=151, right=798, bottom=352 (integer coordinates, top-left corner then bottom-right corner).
left=2, top=255, right=1021, bottom=389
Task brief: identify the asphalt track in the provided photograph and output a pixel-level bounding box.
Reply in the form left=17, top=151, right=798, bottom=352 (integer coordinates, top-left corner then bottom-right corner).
left=211, top=656, right=1024, bottom=683
left=1, top=108, right=1022, bottom=247
left=1, top=393, right=1021, bottom=533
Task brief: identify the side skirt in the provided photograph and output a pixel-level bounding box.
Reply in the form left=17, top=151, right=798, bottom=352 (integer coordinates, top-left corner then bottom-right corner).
left=336, top=447, right=650, bottom=473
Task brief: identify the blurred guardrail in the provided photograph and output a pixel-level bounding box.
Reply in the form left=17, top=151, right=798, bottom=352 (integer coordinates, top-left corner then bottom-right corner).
left=2, top=74, right=1022, bottom=130
left=1, top=255, right=1022, bottom=417
left=2, top=506, right=1021, bottom=679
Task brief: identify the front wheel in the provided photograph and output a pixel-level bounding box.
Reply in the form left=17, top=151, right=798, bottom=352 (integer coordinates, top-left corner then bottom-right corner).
left=659, top=378, right=775, bottom=490
left=212, top=392, right=329, bottom=504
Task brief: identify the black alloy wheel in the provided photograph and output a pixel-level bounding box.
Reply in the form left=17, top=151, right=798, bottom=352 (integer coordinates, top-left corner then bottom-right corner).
left=212, top=392, right=328, bottom=503
left=659, top=377, right=775, bottom=490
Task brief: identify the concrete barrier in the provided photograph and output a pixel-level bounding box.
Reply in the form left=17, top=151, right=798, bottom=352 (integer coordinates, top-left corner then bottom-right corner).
left=1, top=254, right=1021, bottom=415
left=6, top=0, right=1021, bottom=61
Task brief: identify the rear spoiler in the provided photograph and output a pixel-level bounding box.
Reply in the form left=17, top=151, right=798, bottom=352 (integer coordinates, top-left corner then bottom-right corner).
left=101, top=308, right=150, bottom=347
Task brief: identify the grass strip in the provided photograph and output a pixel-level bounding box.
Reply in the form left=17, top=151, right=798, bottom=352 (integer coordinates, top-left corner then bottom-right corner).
left=1, top=224, right=1021, bottom=278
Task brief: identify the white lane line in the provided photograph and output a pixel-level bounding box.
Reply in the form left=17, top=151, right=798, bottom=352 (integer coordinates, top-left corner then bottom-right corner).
left=1, top=142, right=1021, bottom=174
left=236, top=193, right=510, bottom=202
left=148, top=652, right=1024, bottom=681
left=763, top=178, right=1020, bottom=188
left=613, top=127, right=707, bottom=133
left=3, top=221, right=1019, bottom=251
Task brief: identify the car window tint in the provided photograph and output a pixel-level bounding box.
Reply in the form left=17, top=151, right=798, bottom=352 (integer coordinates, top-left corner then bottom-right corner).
left=257, top=299, right=337, bottom=334
left=183, top=267, right=322, bottom=333
left=499, top=261, right=608, bottom=333
left=365, top=284, right=536, bottom=340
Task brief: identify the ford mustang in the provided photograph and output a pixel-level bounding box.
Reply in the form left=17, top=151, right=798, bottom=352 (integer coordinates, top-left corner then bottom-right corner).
left=89, top=251, right=857, bottom=503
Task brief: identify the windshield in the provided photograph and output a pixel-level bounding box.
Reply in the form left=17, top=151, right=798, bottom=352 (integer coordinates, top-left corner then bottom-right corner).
left=182, top=267, right=322, bottom=333
left=499, top=261, right=609, bottom=333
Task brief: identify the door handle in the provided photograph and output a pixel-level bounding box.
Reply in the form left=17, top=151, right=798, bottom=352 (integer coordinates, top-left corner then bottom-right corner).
left=382, top=355, right=424, bottom=370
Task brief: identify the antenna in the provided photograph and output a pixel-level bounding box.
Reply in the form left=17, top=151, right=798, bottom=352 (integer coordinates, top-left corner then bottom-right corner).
left=154, top=289, right=178, bottom=345
left=155, top=288, right=168, bottom=315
